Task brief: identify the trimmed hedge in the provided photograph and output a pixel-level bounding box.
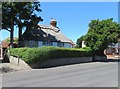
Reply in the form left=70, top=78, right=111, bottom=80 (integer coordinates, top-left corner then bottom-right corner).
left=9, top=46, right=93, bottom=64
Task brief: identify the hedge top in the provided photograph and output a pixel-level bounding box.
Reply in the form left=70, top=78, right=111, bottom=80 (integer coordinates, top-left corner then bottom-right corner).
left=9, top=46, right=93, bottom=64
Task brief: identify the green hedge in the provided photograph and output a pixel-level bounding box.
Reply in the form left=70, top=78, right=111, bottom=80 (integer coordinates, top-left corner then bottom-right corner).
left=9, top=46, right=93, bottom=64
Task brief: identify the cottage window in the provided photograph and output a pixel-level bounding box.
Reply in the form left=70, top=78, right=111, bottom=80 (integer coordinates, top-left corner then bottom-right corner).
left=57, top=42, right=64, bottom=47
left=30, top=40, right=35, bottom=45
left=43, top=41, right=53, bottom=46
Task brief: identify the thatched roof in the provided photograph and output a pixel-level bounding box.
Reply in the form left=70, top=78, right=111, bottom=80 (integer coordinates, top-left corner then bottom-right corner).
left=21, top=24, right=74, bottom=44
left=2, top=41, right=9, bottom=48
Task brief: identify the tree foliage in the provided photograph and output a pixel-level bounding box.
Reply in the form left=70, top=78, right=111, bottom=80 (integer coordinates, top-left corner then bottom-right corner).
left=77, top=18, right=120, bottom=53
left=2, top=2, right=43, bottom=47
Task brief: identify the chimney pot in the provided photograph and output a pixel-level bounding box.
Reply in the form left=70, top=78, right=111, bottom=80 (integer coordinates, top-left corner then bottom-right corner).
left=50, top=18, right=57, bottom=27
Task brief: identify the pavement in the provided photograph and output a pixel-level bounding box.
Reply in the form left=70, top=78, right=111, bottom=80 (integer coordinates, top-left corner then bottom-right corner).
left=0, top=63, right=31, bottom=74
left=2, top=61, right=118, bottom=87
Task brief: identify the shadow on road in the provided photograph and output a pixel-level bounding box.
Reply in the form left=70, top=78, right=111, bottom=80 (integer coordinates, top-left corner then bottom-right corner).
left=105, top=59, right=120, bottom=62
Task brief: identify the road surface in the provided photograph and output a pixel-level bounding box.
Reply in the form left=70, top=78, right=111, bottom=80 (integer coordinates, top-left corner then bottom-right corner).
left=2, top=62, right=118, bottom=87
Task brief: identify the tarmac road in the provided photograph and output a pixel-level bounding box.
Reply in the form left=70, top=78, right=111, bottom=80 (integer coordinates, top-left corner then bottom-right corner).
left=2, top=61, right=118, bottom=87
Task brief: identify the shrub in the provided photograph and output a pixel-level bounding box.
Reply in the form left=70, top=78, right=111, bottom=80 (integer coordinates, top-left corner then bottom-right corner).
left=9, top=46, right=93, bottom=64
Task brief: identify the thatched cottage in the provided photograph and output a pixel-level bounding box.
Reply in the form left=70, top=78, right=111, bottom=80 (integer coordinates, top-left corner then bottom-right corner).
left=21, top=19, right=74, bottom=48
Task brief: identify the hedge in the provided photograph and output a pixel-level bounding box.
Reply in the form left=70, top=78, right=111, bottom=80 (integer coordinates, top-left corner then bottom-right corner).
left=9, top=46, right=93, bottom=64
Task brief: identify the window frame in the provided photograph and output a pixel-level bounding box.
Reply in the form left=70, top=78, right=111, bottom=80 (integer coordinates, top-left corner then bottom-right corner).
left=29, top=40, right=35, bottom=46
left=43, top=41, right=53, bottom=46
left=57, top=42, right=64, bottom=47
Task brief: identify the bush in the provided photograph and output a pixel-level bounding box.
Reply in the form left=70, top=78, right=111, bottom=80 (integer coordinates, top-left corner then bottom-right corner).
left=9, top=46, right=93, bottom=64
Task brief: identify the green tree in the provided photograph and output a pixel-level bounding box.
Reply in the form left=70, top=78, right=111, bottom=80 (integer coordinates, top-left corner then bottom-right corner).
left=2, top=1, right=43, bottom=47
left=77, top=18, right=120, bottom=55
left=2, top=2, right=15, bottom=48
left=14, top=2, right=43, bottom=47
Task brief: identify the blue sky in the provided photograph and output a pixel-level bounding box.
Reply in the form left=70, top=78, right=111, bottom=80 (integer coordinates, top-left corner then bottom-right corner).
left=1, top=2, right=118, bottom=43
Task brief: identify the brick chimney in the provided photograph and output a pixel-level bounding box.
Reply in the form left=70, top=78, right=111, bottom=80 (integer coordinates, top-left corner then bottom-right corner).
left=50, top=18, right=57, bottom=27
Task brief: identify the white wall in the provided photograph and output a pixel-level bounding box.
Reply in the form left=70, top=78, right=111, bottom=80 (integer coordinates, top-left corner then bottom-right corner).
left=64, top=43, right=73, bottom=48
left=53, top=42, right=57, bottom=47
left=37, top=41, right=72, bottom=48
left=38, top=41, right=58, bottom=47
left=38, top=41, right=43, bottom=47
left=82, top=41, right=86, bottom=48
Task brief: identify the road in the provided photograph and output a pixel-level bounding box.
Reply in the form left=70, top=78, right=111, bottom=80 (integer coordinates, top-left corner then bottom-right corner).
left=2, top=61, right=118, bottom=87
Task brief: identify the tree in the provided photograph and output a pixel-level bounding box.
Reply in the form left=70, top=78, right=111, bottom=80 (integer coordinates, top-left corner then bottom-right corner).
left=2, top=2, right=15, bottom=48
left=77, top=18, right=120, bottom=55
left=76, top=35, right=85, bottom=48
left=2, top=1, right=43, bottom=47
left=14, top=2, right=43, bottom=47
